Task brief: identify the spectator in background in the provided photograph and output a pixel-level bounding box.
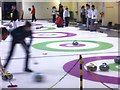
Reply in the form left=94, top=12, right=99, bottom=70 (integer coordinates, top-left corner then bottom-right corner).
left=52, top=6, right=57, bottom=23
left=31, top=5, right=37, bottom=22
left=86, top=4, right=92, bottom=30
left=55, top=14, right=64, bottom=28
left=10, top=5, right=19, bottom=28
left=90, top=5, right=98, bottom=31
left=59, top=5, right=64, bottom=20
left=63, top=7, right=70, bottom=27
left=80, top=5, right=86, bottom=24
left=58, top=4, right=62, bottom=13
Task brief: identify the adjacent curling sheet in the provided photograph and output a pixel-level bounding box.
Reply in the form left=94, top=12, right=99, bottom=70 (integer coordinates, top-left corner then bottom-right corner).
left=0, top=7, right=1, bottom=25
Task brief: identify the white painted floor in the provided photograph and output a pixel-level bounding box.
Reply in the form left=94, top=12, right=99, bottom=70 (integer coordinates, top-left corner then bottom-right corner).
left=0, top=20, right=119, bottom=89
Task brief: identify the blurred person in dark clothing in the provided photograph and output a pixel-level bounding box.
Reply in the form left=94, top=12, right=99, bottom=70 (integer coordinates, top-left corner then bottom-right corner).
left=4, top=21, right=33, bottom=72
left=10, top=5, right=19, bottom=28
left=59, top=5, right=64, bottom=20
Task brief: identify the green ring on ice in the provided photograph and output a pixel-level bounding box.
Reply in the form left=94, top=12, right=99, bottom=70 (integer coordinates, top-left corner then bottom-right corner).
left=32, top=40, right=113, bottom=52
left=108, top=63, right=120, bottom=71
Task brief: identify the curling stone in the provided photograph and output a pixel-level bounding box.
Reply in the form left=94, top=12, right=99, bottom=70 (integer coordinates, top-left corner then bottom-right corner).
left=72, top=40, right=79, bottom=46
left=114, top=56, right=120, bottom=64
left=9, top=24, right=13, bottom=28
left=87, top=63, right=97, bottom=72
left=2, top=72, right=13, bottom=81
left=39, top=26, right=44, bottom=29
left=99, top=63, right=109, bottom=71
left=36, top=27, right=40, bottom=29
left=43, top=52, right=47, bottom=55
left=34, top=72, right=44, bottom=82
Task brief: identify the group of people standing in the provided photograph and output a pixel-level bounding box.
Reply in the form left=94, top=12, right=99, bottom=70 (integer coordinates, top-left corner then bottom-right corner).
left=9, top=5, right=36, bottom=28
left=81, top=4, right=98, bottom=31
left=52, top=4, right=70, bottom=27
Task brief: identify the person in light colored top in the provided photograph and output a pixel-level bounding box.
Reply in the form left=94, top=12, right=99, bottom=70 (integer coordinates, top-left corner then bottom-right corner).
left=86, top=4, right=92, bottom=30
left=52, top=6, right=57, bottom=23
left=90, top=5, right=98, bottom=31
left=0, top=27, right=9, bottom=72
left=63, top=8, right=70, bottom=27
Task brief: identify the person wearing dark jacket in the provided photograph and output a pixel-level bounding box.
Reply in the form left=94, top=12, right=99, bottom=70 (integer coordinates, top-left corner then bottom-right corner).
left=4, top=21, right=33, bottom=72
left=10, top=5, right=19, bottom=28
left=59, top=5, right=64, bottom=20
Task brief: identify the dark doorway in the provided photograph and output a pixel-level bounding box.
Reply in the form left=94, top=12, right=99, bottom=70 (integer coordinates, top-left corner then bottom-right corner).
left=2, top=2, right=16, bottom=20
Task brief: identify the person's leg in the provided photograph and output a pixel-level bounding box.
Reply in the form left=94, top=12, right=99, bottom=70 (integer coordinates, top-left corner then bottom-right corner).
left=87, top=18, right=91, bottom=30
left=57, top=25, right=60, bottom=27
left=89, top=18, right=91, bottom=29
left=21, top=41, right=32, bottom=72
left=83, top=15, right=86, bottom=24
left=67, top=17, right=69, bottom=26
left=54, top=15, right=56, bottom=22
left=0, top=60, right=4, bottom=73
left=65, top=17, right=69, bottom=27
left=33, top=14, right=35, bottom=21
left=4, top=41, right=16, bottom=69
left=65, top=17, right=67, bottom=26
left=81, top=15, right=83, bottom=24
left=52, top=15, right=54, bottom=23
left=86, top=17, right=88, bottom=29
left=57, top=25, right=63, bottom=28
left=53, top=15, right=56, bottom=23
left=94, top=19, right=97, bottom=31
left=13, top=20, right=17, bottom=28
left=34, top=14, right=37, bottom=21
left=90, top=19, right=94, bottom=31
left=21, top=15, right=23, bottom=21
left=32, top=14, right=34, bottom=22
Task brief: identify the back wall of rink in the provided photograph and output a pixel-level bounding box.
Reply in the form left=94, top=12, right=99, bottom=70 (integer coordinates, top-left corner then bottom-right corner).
left=1, top=0, right=119, bottom=25
left=22, top=1, right=60, bottom=20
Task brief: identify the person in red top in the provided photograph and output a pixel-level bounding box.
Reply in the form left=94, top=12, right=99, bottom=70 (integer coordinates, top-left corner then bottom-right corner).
left=55, top=14, right=64, bottom=27
left=31, top=5, right=37, bottom=22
